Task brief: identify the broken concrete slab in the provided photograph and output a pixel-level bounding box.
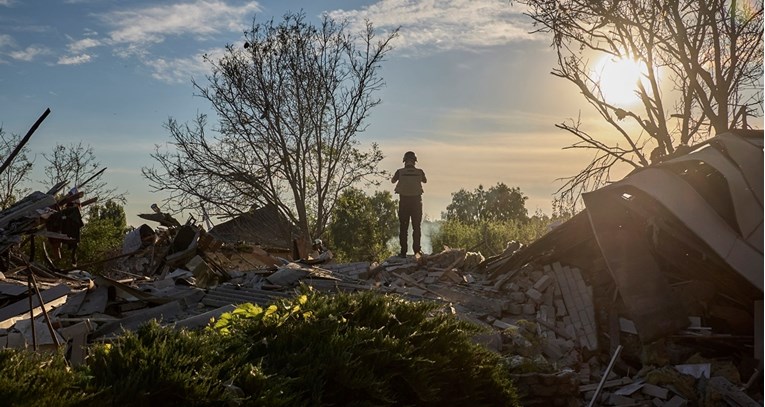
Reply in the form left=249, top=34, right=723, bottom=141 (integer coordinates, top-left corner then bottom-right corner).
left=0, top=283, right=70, bottom=329
left=265, top=263, right=310, bottom=286
left=91, top=300, right=185, bottom=339
left=56, top=285, right=108, bottom=316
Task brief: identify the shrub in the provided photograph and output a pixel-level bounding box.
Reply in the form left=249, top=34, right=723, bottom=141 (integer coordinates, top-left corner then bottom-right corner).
left=430, top=217, right=552, bottom=256
left=0, top=290, right=520, bottom=406
left=83, top=321, right=290, bottom=406
left=0, top=348, right=91, bottom=406
left=212, top=287, right=520, bottom=406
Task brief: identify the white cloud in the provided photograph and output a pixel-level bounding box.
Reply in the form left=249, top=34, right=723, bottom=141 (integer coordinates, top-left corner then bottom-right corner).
left=143, top=47, right=225, bottom=84
left=89, top=2, right=259, bottom=82
left=99, top=0, right=260, bottom=51
left=58, top=54, right=93, bottom=65
left=328, top=0, right=535, bottom=55
left=0, top=0, right=14, bottom=6
left=67, top=37, right=101, bottom=53
left=8, top=45, right=50, bottom=61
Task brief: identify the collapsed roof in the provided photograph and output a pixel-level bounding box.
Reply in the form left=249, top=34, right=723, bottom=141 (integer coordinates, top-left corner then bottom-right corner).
left=207, top=204, right=297, bottom=251
left=491, top=129, right=763, bottom=344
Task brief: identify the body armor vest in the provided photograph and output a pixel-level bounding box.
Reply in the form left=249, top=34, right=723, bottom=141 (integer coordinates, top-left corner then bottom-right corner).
left=395, top=167, right=425, bottom=196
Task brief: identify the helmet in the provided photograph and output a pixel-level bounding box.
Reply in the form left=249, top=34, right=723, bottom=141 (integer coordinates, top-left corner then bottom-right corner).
left=313, top=238, right=323, bottom=246
left=403, top=151, right=417, bottom=162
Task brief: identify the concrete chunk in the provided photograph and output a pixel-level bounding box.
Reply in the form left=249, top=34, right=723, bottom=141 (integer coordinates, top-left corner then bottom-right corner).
left=526, top=288, right=543, bottom=303
left=532, top=274, right=554, bottom=292
left=493, top=319, right=515, bottom=330
left=522, top=303, right=536, bottom=315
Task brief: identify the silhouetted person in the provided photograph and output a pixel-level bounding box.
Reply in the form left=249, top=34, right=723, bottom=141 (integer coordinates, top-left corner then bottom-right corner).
left=392, top=151, right=427, bottom=257
left=299, top=238, right=333, bottom=265
left=47, top=190, right=84, bottom=267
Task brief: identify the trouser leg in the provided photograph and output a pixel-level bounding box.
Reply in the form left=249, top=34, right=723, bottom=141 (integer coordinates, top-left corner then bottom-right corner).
left=411, top=198, right=423, bottom=253
left=398, top=202, right=410, bottom=255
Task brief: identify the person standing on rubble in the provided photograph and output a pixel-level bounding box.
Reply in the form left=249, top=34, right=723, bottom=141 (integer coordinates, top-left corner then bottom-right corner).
left=391, top=151, right=427, bottom=258
left=47, top=188, right=85, bottom=267
left=60, top=189, right=85, bottom=267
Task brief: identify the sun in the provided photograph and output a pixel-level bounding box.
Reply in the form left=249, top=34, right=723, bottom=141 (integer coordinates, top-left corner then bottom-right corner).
left=592, top=55, right=647, bottom=106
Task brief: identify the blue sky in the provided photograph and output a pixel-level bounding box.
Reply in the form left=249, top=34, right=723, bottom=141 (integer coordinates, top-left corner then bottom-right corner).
left=0, top=0, right=600, bottom=227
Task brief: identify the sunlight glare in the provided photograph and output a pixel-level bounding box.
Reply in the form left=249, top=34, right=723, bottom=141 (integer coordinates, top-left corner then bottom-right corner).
left=593, top=55, right=647, bottom=106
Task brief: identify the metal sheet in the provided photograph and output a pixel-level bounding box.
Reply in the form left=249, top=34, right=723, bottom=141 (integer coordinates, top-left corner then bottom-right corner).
left=596, top=167, right=762, bottom=291
left=715, top=133, right=764, bottom=205
left=662, top=146, right=762, bottom=243
left=584, top=191, right=690, bottom=343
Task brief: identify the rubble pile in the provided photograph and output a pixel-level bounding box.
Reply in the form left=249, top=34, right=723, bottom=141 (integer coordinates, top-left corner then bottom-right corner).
left=1, top=226, right=761, bottom=405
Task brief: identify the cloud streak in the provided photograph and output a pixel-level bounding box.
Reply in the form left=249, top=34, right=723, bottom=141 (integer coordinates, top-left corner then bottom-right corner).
left=96, top=0, right=533, bottom=81
left=98, top=0, right=260, bottom=52
left=58, top=54, right=93, bottom=65
left=54, top=0, right=259, bottom=82
left=67, top=37, right=101, bottom=53
left=144, top=48, right=225, bottom=84
left=328, top=0, right=535, bottom=55
left=4, top=0, right=536, bottom=82
left=8, top=45, right=50, bottom=61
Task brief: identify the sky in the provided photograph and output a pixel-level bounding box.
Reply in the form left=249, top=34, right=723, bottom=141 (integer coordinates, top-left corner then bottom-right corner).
left=0, top=0, right=612, bottom=228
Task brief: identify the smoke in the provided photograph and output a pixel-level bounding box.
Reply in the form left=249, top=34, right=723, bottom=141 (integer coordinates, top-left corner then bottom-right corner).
left=386, top=219, right=441, bottom=255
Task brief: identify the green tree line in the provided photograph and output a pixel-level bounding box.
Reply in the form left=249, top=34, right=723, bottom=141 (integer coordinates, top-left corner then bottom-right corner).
left=327, top=182, right=569, bottom=262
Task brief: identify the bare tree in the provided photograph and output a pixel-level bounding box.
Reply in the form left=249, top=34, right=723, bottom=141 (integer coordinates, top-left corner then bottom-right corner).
left=518, top=0, right=763, bottom=205
left=42, top=142, right=126, bottom=204
left=0, top=128, right=33, bottom=209
left=143, top=11, right=398, bottom=243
